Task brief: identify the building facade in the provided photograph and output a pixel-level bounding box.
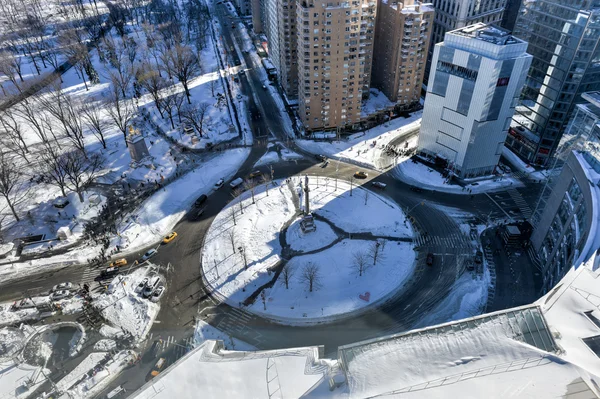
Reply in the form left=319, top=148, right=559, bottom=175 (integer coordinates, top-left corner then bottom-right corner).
left=265, top=0, right=299, bottom=99
left=297, top=0, right=377, bottom=131
left=371, top=1, right=434, bottom=104
left=424, top=0, right=507, bottom=85
left=505, top=1, right=600, bottom=165
left=252, top=0, right=264, bottom=33
left=234, top=0, right=252, bottom=16
left=500, top=0, right=521, bottom=31
left=418, top=23, right=531, bottom=177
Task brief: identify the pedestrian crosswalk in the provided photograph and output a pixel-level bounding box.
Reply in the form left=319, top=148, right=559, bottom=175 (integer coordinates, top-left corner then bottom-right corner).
left=413, top=233, right=473, bottom=249
left=507, top=188, right=533, bottom=219
left=142, top=333, right=196, bottom=356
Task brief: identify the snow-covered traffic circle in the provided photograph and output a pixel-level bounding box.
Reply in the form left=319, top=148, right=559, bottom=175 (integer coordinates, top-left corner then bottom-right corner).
left=201, top=176, right=417, bottom=324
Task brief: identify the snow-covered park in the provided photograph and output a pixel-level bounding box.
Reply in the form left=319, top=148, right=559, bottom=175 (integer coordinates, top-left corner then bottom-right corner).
left=202, top=176, right=416, bottom=323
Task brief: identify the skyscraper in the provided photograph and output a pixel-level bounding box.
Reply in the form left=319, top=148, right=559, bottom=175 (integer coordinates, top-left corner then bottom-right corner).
left=371, top=0, right=434, bottom=105
left=296, top=0, right=377, bottom=131
left=505, top=1, right=600, bottom=165
left=424, top=0, right=507, bottom=85
left=418, top=23, right=532, bottom=177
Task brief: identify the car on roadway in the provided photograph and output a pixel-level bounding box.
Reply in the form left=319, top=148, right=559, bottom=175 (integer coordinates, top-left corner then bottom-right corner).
left=354, top=171, right=368, bottom=179
left=143, top=276, right=162, bottom=298
left=100, top=267, right=120, bottom=279
left=426, top=252, right=434, bottom=266
left=248, top=170, right=262, bottom=179
left=214, top=179, right=225, bottom=189
left=315, top=154, right=327, bottom=162
left=141, top=249, right=157, bottom=261
left=149, top=339, right=163, bottom=359
left=230, top=177, right=244, bottom=189
left=51, top=290, right=71, bottom=301
left=52, top=282, right=73, bottom=292
left=163, top=232, right=178, bottom=244
left=149, top=358, right=167, bottom=380
left=135, top=277, right=149, bottom=294
left=109, top=258, right=127, bottom=268
left=475, top=250, right=483, bottom=264
left=262, top=84, right=267, bottom=89
left=195, top=194, right=208, bottom=207
left=150, top=286, right=165, bottom=303
left=371, top=182, right=387, bottom=190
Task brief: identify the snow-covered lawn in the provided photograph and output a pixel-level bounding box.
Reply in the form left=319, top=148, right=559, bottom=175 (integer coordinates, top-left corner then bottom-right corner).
left=393, top=158, right=523, bottom=194
left=202, top=181, right=296, bottom=305
left=286, top=219, right=337, bottom=253
left=301, top=179, right=413, bottom=238
left=255, top=150, right=279, bottom=166
left=254, top=239, right=416, bottom=322
left=117, top=148, right=249, bottom=252
left=0, top=302, right=40, bottom=328
left=296, top=112, right=421, bottom=169
left=194, top=320, right=256, bottom=351
left=92, top=266, right=160, bottom=343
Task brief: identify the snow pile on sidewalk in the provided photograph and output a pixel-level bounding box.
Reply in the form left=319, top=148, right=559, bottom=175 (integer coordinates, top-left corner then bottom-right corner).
left=57, top=296, right=86, bottom=315
left=300, top=179, right=413, bottom=238
left=0, top=327, right=26, bottom=359
left=66, top=350, right=137, bottom=399
left=194, top=320, right=256, bottom=351
left=118, top=148, right=249, bottom=251
left=393, top=158, right=522, bottom=194
left=94, top=339, right=117, bottom=352
left=0, top=360, right=48, bottom=399
left=255, top=150, right=279, bottom=166
left=92, top=267, right=159, bottom=342
left=286, top=219, right=337, bottom=253
left=254, top=239, right=416, bottom=322
left=57, top=352, right=108, bottom=392
left=202, top=181, right=296, bottom=305
left=99, top=324, right=125, bottom=339
left=296, top=113, right=421, bottom=169
left=0, top=302, right=40, bottom=328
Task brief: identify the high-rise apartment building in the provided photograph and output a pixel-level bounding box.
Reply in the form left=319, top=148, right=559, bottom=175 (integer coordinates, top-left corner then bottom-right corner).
left=500, top=0, right=521, bottom=31
left=252, top=0, right=264, bottom=33
left=418, top=23, right=531, bottom=177
left=265, top=0, right=299, bottom=99
left=297, top=0, right=377, bottom=131
left=371, top=0, right=434, bottom=104
left=424, top=0, right=507, bottom=84
left=505, top=1, right=600, bottom=165
left=234, top=0, right=252, bottom=16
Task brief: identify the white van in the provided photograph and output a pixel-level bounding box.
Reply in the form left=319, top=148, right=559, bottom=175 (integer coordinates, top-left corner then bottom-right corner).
left=143, top=276, right=161, bottom=298
left=106, top=385, right=125, bottom=398
left=230, top=177, right=244, bottom=189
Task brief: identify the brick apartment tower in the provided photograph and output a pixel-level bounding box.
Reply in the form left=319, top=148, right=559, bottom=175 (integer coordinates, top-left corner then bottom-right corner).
left=371, top=0, right=433, bottom=104
left=297, top=0, right=377, bottom=132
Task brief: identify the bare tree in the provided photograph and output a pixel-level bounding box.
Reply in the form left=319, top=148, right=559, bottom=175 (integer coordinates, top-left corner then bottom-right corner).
left=169, top=44, right=200, bottom=103
left=39, top=144, right=69, bottom=197
left=106, top=87, right=136, bottom=142
left=137, top=63, right=168, bottom=117
left=262, top=173, right=272, bottom=197
left=352, top=251, right=369, bottom=277
left=226, top=227, right=236, bottom=254
left=0, top=51, right=23, bottom=92
left=364, top=189, right=369, bottom=205
left=161, top=87, right=178, bottom=129
left=181, top=102, right=211, bottom=137
left=244, top=179, right=257, bottom=204
left=300, top=262, right=321, bottom=292
left=232, top=188, right=244, bottom=214
left=14, top=99, right=62, bottom=156
left=369, top=240, right=386, bottom=265
left=41, top=84, right=86, bottom=153
left=0, top=110, right=29, bottom=163
left=58, top=29, right=99, bottom=90
left=239, top=243, right=248, bottom=269
left=0, top=152, right=29, bottom=221
left=280, top=263, right=295, bottom=289
left=62, top=150, right=105, bottom=202
left=209, top=70, right=218, bottom=96
left=80, top=101, right=110, bottom=149
left=230, top=206, right=236, bottom=225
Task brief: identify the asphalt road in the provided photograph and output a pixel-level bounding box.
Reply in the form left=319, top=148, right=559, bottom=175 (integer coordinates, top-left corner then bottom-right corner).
left=5, top=5, right=544, bottom=396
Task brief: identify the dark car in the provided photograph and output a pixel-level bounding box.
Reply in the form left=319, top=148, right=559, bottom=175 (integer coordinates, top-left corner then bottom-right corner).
left=465, top=259, right=475, bottom=271
left=475, top=250, right=483, bottom=264
left=195, top=194, right=208, bottom=207
left=100, top=267, right=119, bottom=279
left=426, top=253, right=434, bottom=266
left=410, top=186, right=424, bottom=193
left=315, top=154, right=327, bottom=162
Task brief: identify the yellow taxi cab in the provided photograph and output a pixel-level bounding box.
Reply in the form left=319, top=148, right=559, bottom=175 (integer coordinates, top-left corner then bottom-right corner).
left=109, top=258, right=127, bottom=267
left=354, top=171, right=368, bottom=179
left=150, top=358, right=166, bottom=378
left=162, top=232, right=178, bottom=244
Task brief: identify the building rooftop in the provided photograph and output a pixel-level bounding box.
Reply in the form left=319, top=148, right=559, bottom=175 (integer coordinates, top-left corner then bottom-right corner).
left=451, top=23, right=523, bottom=46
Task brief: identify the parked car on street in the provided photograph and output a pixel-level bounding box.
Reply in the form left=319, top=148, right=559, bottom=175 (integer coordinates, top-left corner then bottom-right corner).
left=354, top=171, right=368, bottom=179
left=163, top=232, right=178, bottom=244
left=230, top=177, right=244, bottom=189
left=52, top=282, right=73, bottom=292
left=426, top=253, right=434, bottom=266
left=110, top=258, right=127, bottom=268
left=51, top=290, right=71, bottom=301
left=135, top=277, right=149, bottom=294
left=248, top=170, right=262, bottom=179
left=149, top=358, right=166, bottom=379
left=214, top=179, right=225, bottom=189
left=371, top=182, right=387, bottom=189
left=195, top=194, right=208, bottom=207
left=141, top=249, right=157, bottom=261
left=150, top=286, right=165, bottom=302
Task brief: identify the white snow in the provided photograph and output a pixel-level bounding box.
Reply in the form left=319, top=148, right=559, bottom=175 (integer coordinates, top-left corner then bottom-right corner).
left=302, top=179, right=413, bottom=238
left=0, top=302, right=39, bottom=328
left=57, top=352, right=108, bottom=392
left=94, top=339, right=117, bottom=352
left=502, top=146, right=535, bottom=174
left=286, top=219, right=337, bottom=253
left=56, top=296, right=86, bottom=315
left=254, top=150, right=279, bottom=166
left=92, top=267, right=159, bottom=342
left=194, top=320, right=256, bottom=351
left=255, top=239, right=416, bottom=322
left=0, top=360, right=48, bottom=399
left=99, top=324, right=124, bottom=339
left=393, top=158, right=522, bottom=194
left=361, top=88, right=395, bottom=117
left=118, top=148, right=249, bottom=252
left=296, top=113, right=421, bottom=169
left=0, top=327, right=26, bottom=359
left=130, top=341, right=327, bottom=399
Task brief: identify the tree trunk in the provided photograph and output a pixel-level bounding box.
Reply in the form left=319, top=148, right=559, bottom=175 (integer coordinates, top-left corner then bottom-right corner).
left=5, top=198, right=19, bottom=222
left=77, top=190, right=85, bottom=203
